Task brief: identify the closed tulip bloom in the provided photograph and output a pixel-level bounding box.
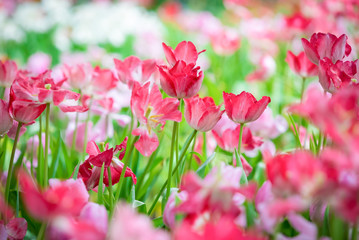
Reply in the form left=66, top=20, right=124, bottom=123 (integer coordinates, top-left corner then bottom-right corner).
left=9, top=87, right=46, bottom=124
left=301, top=33, right=352, bottom=65
left=286, top=51, right=318, bottom=78
left=184, top=95, right=224, bottom=132
left=0, top=60, right=18, bottom=88
left=223, top=91, right=271, bottom=124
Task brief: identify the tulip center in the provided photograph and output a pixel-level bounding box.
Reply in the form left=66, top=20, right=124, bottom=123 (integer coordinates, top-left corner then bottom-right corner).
left=145, top=105, right=164, bottom=133
left=45, top=84, right=52, bottom=90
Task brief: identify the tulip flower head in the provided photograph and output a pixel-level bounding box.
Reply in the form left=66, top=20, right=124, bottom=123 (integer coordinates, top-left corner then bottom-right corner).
left=131, top=81, right=182, bottom=156
left=286, top=51, right=318, bottom=78
left=184, top=95, right=224, bottom=132
left=223, top=91, right=271, bottom=124
left=0, top=60, right=18, bottom=88
left=78, top=139, right=137, bottom=190
left=301, top=32, right=352, bottom=65
left=158, top=41, right=205, bottom=99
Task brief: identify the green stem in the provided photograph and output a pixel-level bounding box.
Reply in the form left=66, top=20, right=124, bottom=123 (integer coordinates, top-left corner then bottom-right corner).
left=107, top=167, right=114, bottom=211
left=37, top=116, right=43, bottom=184
left=114, top=136, right=139, bottom=201
left=71, top=112, right=79, bottom=152
left=137, top=155, right=155, bottom=191
left=98, top=163, right=105, bottom=205
left=148, top=129, right=197, bottom=216
left=300, top=77, right=306, bottom=103
left=202, top=132, right=207, bottom=160
left=166, top=121, right=178, bottom=202
left=43, top=103, right=50, bottom=187
left=351, top=223, right=357, bottom=240
left=0, top=136, right=8, bottom=172
left=82, top=98, right=93, bottom=160
left=237, top=123, right=245, bottom=161
left=4, top=122, right=22, bottom=217
left=36, top=222, right=47, bottom=240
left=187, top=135, right=197, bottom=172
left=0, top=86, right=5, bottom=99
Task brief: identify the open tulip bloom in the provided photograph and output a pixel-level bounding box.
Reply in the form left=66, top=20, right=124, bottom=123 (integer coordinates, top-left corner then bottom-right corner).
left=2, top=3, right=359, bottom=238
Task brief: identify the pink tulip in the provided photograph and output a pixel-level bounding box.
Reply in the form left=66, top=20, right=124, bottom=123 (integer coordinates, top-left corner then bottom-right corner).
left=0, top=99, right=13, bottom=137
left=223, top=91, right=271, bottom=124
left=210, top=28, right=240, bottom=56
left=49, top=202, right=108, bottom=240
left=131, top=81, right=182, bottom=156
left=318, top=57, right=357, bottom=93
left=0, top=60, right=18, bottom=88
left=62, top=63, right=93, bottom=90
left=114, top=56, right=157, bottom=88
left=301, top=32, right=352, bottom=65
left=184, top=95, right=224, bottom=132
left=162, top=41, right=205, bottom=67
left=9, top=87, right=46, bottom=124
left=19, top=171, right=89, bottom=220
left=27, top=52, right=51, bottom=75
left=109, top=203, right=170, bottom=240
left=158, top=60, right=204, bottom=99
left=290, top=84, right=359, bottom=146
left=286, top=51, right=318, bottom=78
left=158, top=41, right=205, bottom=99
left=91, top=66, right=117, bottom=94
left=265, top=151, right=326, bottom=197
left=212, top=113, right=262, bottom=153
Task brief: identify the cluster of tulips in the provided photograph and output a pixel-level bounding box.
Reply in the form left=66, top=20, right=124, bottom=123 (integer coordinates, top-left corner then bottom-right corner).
left=0, top=30, right=359, bottom=240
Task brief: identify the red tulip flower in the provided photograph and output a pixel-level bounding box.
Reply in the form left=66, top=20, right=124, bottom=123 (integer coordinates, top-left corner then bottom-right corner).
left=286, top=51, right=318, bottom=78
left=162, top=41, right=205, bottom=67
left=183, top=95, right=224, bottom=132
left=318, top=57, right=357, bottom=93
left=78, top=138, right=137, bottom=191
left=158, top=41, right=205, bottom=99
left=301, top=32, right=352, bottom=65
left=223, top=91, right=271, bottom=124
left=131, top=81, right=182, bottom=156
left=0, top=60, right=18, bottom=88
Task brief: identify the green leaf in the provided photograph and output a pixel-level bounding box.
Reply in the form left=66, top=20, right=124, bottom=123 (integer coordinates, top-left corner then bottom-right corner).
left=98, top=163, right=105, bottom=205
left=196, top=152, right=216, bottom=178
left=152, top=217, right=164, bottom=228
left=49, top=134, right=61, bottom=179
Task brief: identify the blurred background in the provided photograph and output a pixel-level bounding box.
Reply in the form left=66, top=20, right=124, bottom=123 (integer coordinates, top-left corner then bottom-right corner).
left=0, top=0, right=358, bottom=107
